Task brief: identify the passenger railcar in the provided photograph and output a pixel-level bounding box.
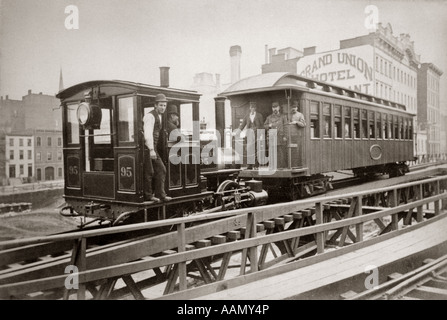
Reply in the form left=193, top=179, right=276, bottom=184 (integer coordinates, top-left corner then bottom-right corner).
left=217, top=72, right=415, bottom=200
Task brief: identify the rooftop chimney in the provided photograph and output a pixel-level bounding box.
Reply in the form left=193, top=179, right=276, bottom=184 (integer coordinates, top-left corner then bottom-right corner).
left=304, top=46, right=316, bottom=56
left=160, top=66, right=170, bottom=88
left=229, top=45, right=242, bottom=84
left=59, top=68, right=64, bottom=92
left=215, top=73, right=221, bottom=90
left=265, top=45, right=269, bottom=64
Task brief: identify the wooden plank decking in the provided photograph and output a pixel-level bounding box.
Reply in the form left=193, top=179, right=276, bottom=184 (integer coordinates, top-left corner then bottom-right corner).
left=196, top=213, right=447, bottom=300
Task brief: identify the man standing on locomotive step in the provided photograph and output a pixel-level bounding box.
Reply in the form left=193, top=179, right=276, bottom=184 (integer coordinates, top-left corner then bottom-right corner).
left=233, top=101, right=264, bottom=169
left=143, top=93, right=172, bottom=202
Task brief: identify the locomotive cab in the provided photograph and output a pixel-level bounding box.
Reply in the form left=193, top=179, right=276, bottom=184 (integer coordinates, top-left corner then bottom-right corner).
left=57, top=80, right=213, bottom=222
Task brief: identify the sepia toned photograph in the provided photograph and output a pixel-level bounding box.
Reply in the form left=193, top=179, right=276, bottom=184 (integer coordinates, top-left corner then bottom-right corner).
left=1, top=0, right=447, bottom=303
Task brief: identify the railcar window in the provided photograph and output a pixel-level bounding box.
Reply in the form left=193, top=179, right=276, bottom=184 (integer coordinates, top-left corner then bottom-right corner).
left=323, top=103, right=331, bottom=138
left=409, top=120, right=413, bottom=140
left=343, top=107, right=351, bottom=138
left=361, top=109, right=368, bottom=139
left=334, top=105, right=342, bottom=138
left=394, top=115, right=399, bottom=139
left=353, top=108, right=360, bottom=139
left=388, top=116, right=393, bottom=139
left=67, top=103, right=80, bottom=144
left=400, top=117, right=405, bottom=140
left=376, top=112, right=382, bottom=139
left=118, top=97, right=135, bottom=143
left=368, top=111, right=375, bottom=139
left=382, top=114, right=388, bottom=139
left=310, top=101, right=320, bottom=138
left=94, top=108, right=111, bottom=144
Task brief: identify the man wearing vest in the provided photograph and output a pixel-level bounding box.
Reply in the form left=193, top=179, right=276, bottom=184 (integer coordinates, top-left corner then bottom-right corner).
left=143, top=93, right=172, bottom=202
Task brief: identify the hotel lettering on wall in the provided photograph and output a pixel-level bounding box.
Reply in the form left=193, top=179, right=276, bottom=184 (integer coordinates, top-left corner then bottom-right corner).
left=296, top=46, right=374, bottom=94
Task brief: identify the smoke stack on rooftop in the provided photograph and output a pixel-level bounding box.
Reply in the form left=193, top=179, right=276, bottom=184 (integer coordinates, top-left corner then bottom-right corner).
left=160, top=66, right=170, bottom=88
left=229, top=45, right=242, bottom=84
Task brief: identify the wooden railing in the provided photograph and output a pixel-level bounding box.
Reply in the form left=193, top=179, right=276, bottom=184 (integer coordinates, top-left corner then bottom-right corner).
left=1, top=173, right=447, bottom=300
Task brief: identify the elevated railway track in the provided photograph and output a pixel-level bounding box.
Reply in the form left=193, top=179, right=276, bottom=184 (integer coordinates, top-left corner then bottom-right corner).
left=345, top=255, right=447, bottom=300
left=0, top=166, right=446, bottom=300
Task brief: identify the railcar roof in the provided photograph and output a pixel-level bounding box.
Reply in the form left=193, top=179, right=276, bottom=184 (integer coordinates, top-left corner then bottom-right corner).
left=220, top=72, right=409, bottom=113
left=56, top=80, right=201, bottom=101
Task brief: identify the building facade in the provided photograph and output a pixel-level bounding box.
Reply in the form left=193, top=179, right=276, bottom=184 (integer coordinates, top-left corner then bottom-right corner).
left=0, top=91, right=63, bottom=185
left=417, top=63, right=443, bottom=160
left=263, top=23, right=420, bottom=116
left=34, top=129, right=64, bottom=181
left=5, top=133, right=34, bottom=184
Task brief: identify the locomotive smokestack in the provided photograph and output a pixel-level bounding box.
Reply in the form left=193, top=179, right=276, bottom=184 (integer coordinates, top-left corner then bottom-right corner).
left=229, top=45, right=242, bottom=84
left=214, top=96, right=226, bottom=144
left=160, top=66, right=170, bottom=88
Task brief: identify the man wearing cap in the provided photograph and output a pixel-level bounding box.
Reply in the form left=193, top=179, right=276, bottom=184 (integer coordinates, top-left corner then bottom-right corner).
left=290, top=100, right=306, bottom=128
left=232, top=101, right=264, bottom=169
left=166, top=104, right=180, bottom=138
left=264, top=101, right=288, bottom=168
left=143, top=93, right=172, bottom=202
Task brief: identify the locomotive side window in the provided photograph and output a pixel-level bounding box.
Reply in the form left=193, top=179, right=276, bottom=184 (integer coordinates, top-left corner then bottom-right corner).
left=310, top=101, right=320, bottom=138
left=67, top=103, right=80, bottom=145
left=118, top=97, right=135, bottom=143
left=93, top=108, right=111, bottom=144
left=323, top=103, right=331, bottom=138
left=334, top=105, right=342, bottom=139
left=180, top=103, right=193, bottom=136
left=344, top=106, right=351, bottom=139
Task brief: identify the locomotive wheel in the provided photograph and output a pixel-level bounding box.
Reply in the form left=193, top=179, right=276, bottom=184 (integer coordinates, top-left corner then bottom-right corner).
left=215, top=180, right=245, bottom=210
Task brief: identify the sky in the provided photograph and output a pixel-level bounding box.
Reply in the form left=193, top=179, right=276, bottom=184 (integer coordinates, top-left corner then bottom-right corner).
left=1, top=0, right=446, bottom=106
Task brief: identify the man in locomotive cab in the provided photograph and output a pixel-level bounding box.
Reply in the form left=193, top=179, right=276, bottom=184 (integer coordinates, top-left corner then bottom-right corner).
left=232, top=101, right=264, bottom=169
left=289, top=100, right=306, bottom=128
left=265, top=102, right=288, bottom=168
left=166, top=104, right=180, bottom=140
left=143, top=93, right=172, bottom=202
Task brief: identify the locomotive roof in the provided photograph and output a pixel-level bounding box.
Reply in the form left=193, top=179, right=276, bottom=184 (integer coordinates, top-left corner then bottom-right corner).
left=56, top=79, right=201, bottom=101
left=220, top=72, right=411, bottom=113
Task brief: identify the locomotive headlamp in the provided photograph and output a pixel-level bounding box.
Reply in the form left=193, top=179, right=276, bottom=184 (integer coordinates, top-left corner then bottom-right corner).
left=77, top=102, right=102, bottom=130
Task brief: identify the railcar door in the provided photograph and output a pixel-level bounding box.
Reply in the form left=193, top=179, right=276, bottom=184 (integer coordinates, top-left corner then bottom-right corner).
left=114, top=95, right=141, bottom=203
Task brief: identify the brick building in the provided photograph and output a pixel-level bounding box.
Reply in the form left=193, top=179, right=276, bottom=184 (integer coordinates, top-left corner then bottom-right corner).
left=0, top=91, right=63, bottom=185
left=5, top=132, right=34, bottom=184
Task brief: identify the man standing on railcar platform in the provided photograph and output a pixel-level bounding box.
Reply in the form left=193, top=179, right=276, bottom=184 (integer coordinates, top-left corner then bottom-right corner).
left=143, top=93, right=172, bottom=202
left=265, top=102, right=288, bottom=169
left=289, top=100, right=306, bottom=128
left=233, top=101, right=264, bottom=169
